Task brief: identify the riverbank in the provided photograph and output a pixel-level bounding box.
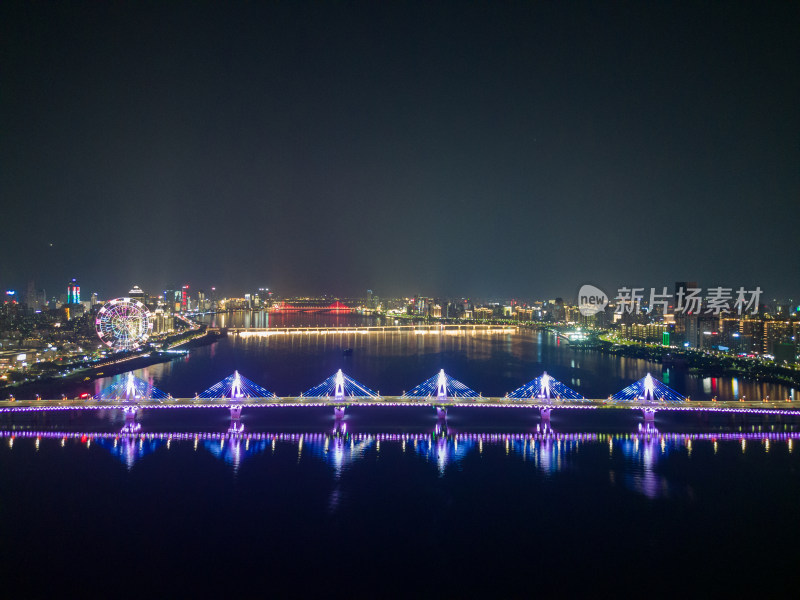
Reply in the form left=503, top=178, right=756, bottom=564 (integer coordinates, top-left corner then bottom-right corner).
left=0, top=329, right=225, bottom=399
left=592, top=336, right=800, bottom=389
left=528, top=325, right=800, bottom=390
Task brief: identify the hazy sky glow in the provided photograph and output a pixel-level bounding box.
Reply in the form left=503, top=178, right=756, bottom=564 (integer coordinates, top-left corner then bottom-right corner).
left=2, top=2, right=798, bottom=300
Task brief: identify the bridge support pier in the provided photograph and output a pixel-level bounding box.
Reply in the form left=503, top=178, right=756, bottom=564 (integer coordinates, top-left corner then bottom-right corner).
left=433, top=406, right=447, bottom=434
left=333, top=406, right=346, bottom=434
left=435, top=407, right=448, bottom=435
left=640, top=408, right=657, bottom=433
left=538, top=407, right=552, bottom=434
left=121, top=406, right=141, bottom=434
left=228, top=405, right=244, bottom=434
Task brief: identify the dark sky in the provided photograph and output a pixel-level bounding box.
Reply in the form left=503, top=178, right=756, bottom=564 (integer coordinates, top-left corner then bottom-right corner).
left=2, top=2, right=798, bottom=301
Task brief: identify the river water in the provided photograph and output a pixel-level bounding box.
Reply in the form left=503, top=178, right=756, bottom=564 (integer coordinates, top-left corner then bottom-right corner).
left=93, top=312, right=796, bottom=402
left=1, top=314, right=798, bottom=594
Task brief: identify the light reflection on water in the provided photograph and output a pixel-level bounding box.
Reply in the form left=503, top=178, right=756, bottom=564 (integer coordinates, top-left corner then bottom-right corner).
left=3, top=428, right=798, bottom=501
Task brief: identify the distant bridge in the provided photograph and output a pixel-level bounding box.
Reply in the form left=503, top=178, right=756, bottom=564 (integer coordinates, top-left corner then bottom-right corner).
left=269, top=300, right=353, bottom=313
left=230, top=324, right=517, bottom=335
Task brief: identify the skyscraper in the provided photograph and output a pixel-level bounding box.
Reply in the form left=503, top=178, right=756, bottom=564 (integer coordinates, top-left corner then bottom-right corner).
left=67, top=278, right=80, bottom=304
left=128, top=286, right=146, bottom=306
left=26, top=280, right=36, bottom=310
left=674, top=281, right=698, bottom=347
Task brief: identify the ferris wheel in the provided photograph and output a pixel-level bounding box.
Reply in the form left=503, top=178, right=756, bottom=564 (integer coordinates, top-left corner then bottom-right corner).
left=95, top=298, right=153, bottom=351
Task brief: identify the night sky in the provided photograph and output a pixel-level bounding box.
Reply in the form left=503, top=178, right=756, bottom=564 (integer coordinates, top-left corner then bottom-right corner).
left=2, top=2, right=798, bottom=301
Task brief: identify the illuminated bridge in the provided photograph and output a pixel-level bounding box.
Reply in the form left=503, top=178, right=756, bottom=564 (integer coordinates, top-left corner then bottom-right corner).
left=1, top=371, right=798, bottom=434
left=269, top=300, right=353, bottom=313
left=231, top=324, right=517, bottom=335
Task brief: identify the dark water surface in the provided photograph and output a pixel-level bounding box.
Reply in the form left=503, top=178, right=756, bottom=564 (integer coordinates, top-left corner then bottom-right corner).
left=2, top=319, right=799, bottom=594
left=1, top=418, right=799, bottom=595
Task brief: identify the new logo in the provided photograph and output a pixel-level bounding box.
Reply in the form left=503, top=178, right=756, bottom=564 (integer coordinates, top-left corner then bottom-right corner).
left=578, top=284, right=608, bottom=316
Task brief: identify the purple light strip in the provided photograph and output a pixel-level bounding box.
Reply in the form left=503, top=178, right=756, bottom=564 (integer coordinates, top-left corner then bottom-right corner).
left=2, top=429, right=799, bottom=443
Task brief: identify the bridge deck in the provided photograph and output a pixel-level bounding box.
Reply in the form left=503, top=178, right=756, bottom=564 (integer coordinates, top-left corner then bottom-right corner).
left=0, top=397, right=798, bottom=415
left=230, top=325, right=517, bottom=334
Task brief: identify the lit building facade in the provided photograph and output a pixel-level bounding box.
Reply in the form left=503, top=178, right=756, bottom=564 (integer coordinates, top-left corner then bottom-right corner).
left=67, top=278, right=80, bottom=304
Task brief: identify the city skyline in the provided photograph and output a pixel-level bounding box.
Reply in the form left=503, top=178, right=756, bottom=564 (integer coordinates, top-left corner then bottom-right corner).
left=5, top=274, right=798, bottom=309
left=2, top=3, right=798, bottom=299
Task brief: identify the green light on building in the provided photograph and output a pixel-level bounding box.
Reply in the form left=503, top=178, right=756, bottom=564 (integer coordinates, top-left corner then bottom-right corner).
left=662, top=332, right=670, bottom=347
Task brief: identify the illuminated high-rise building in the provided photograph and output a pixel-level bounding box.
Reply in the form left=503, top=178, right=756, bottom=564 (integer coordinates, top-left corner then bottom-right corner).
left=67, top=278, right=80, bottom=304
left=674, top=281, right=698, bottom=346
left=163, top=286, right=180, bottom=313
left=26, top=280, right=36, bottom=309
left=763, top=320, right=793, bottom=355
